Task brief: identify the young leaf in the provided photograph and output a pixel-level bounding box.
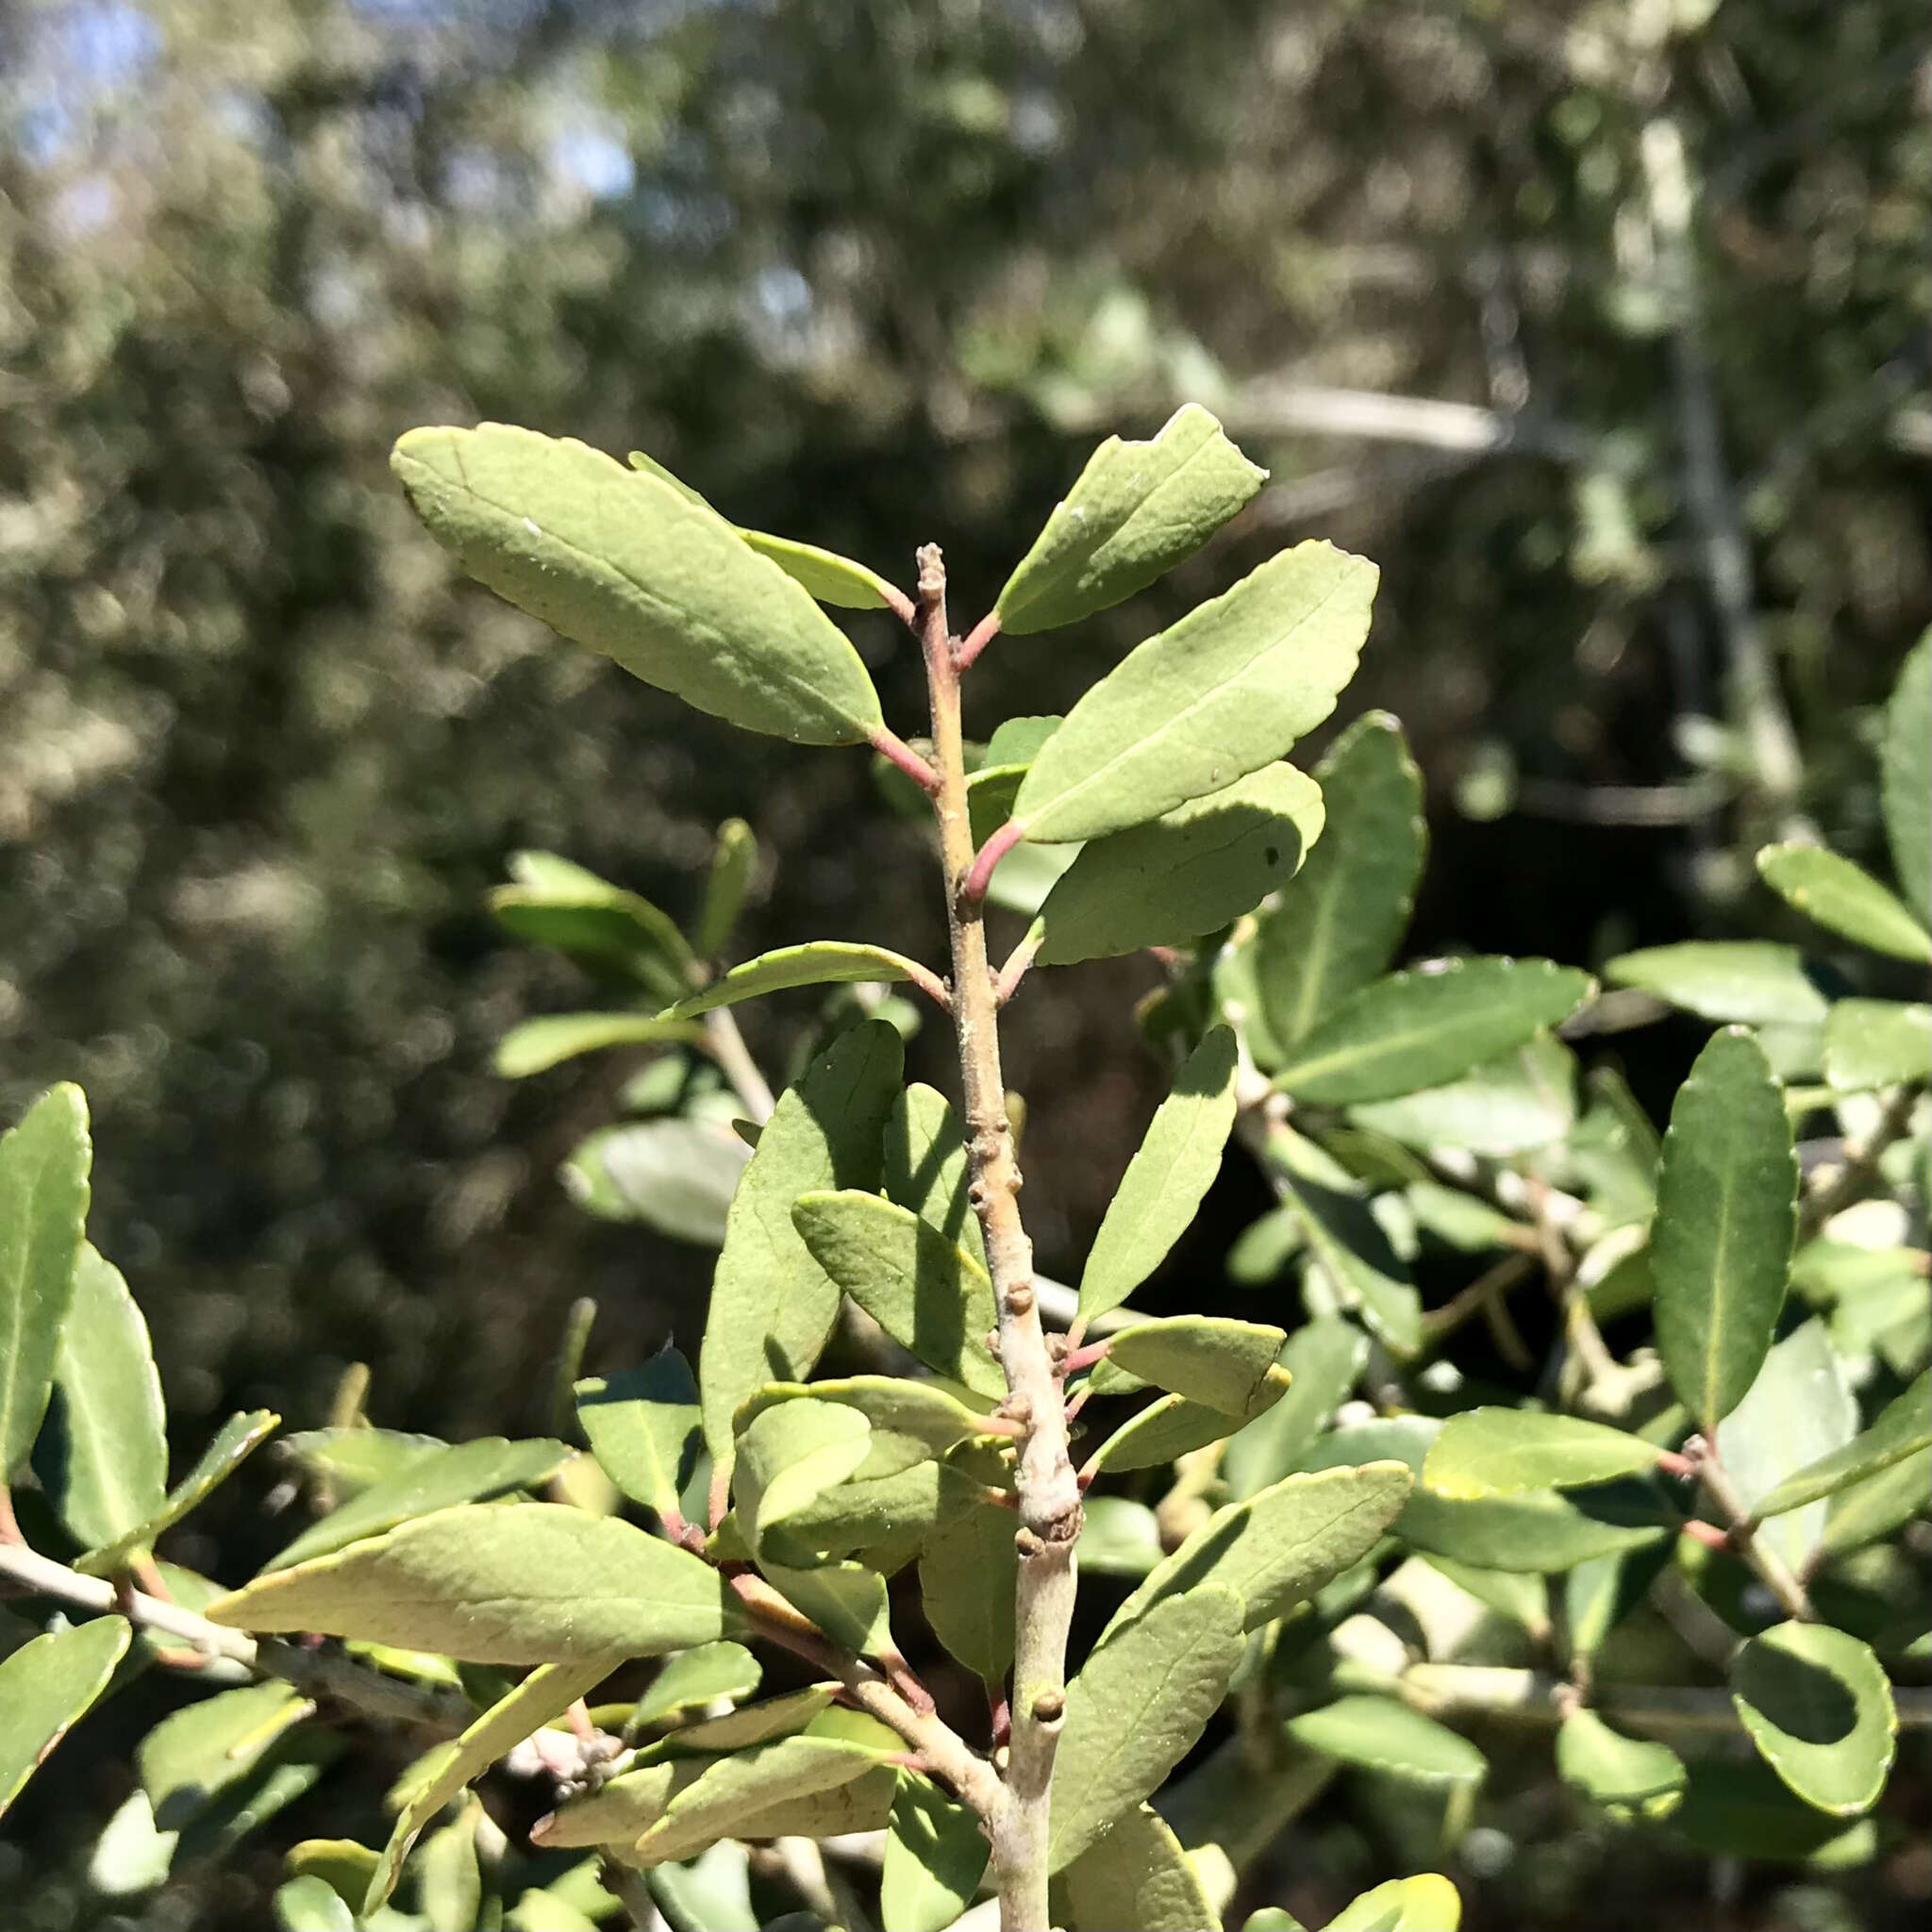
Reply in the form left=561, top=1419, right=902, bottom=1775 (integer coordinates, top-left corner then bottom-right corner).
left=1652, top=1027, right=1799, bottom=1431
left=1823, top=999, right=1932, bottom=1091
left=1604, top=941, right=1828, bottom=1026
left=1105, top=1462, right=1413, bottom=1639
left=1422, top=1410, right=1662, bottom=1500
left=1, top=1082, right=91, bottom=1477
left=1255, top=712, right=1426, bottom=1051
left=1221, top=1317, right=1368, bottom=1500
left=1035, top=763, right=1324, bottom=965
left=489, top=852, right=695, bottom=1005
left=0, top=1615, right=129, bottom=1820
left=918, top=1493, right=1019, bottom=1681
left=1556, top=1708, right=1686, bottom=1820
left=1754, top=1369, right=1932, bottom=1519
left=1047, top=1584, right=1246, bottom=1872
left=882, top=1083, right=987, bottom=1265
left=696, top=818, right=758, bottom=958
left=568, top=1117, right=748, bottom=1245
left=660, top=941, right=932, bottom=1021
left=1052, top=1802, right=1223, bottom=1932
left=995, top=404, right=1266, bottom=633
left=494, top=1012, right=703, bottom=1078
left=1105, top=1315, right=1288, bottom=1416
left=629, top=1641, right=762, bottom=1731
left=700, top=1021, right=903, bottom=1468
left=1079, top=1027, right=1240, bottom=1320
left=733, top=1400, right=874, bottom=1557
left=392, top=425, right=884, bottom=744
left=882, top=1774, right=991, bottom=1932
left=1011, top=541, right=1378, bottom=843
left=1326, top=1874, right=1463, bottom=1931
left=208, top=1503, right=743, bottom=1663
left=791, top=1191, right=1005, bottom=1397
left=1272, top=958, right=1593, bottom=1105
left=37, top=1243, right=167, bottom=1551
left=264, top=1436, right=575, bottom=1571
left=1086, top=1393, right=1255, bottom=1474
left=365, top=1659, right=608, bottom=1912
left=1881, top=630, right=1931, bottom=924
left=1756, top=843, right=1932, bottom=962
left=75, top=1409, right=279, bottom=1576
left=1286, top=1696, right=1485, bottom=1787
left=1273, top=1168, right=1422, bottom=1357
left=1730, top=1622, right=1896, bottom=1816
left=576, top=1350, right=703, bottom=1522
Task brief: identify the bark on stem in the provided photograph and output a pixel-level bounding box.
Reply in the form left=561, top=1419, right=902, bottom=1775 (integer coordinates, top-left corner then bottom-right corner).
left=917, top=543, right=1081, bottom=1931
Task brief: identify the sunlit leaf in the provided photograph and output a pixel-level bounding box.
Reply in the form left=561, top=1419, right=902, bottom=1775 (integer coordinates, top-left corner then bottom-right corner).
left=76, top=1410, right=280, bottom=1576
left=733, top=1400, right=874, bottom=1557
left=629, top=1641, right=761, bottom=1732
left=0, top=1616, right=129, bottom=1820
left=1604, top=941, right=1828, bottom=1026
left=918, top=1491, right=1018, bottom=1681
left=1325, top=1874, right=1462, bottom=1931
left=495, top=1012, right=703, bottom=1077
left=1286, top=1696, right=1484, bottom=1787
left=490, top=852, right=695, bottom=1006
left=1105, top=1315, right=1288, bottom=1416
left=882, top=1083, right=987, bottom=1266
left=1052, top=1802, right=1223, bottom=1932
left=1556, top=1707, right=1686, bottom=1820
left=1422, top=1409, right=1662, bottom=1500
left=661, top=940, right=931, bottom=1020
left=566, top=1117, right=748, bottom=1245
left=1757, top=843, right=1931, bottom=962
left=1756, top=1369, right=1932, bottom=1519
left=1823, top=999, right=1932, bottom=1091
left=577, top=1349, right=702, bottom=1522
left=1351, top=1034, right=1575, bottom=1157
left=1221, top=1318, right=1367, bottom=1500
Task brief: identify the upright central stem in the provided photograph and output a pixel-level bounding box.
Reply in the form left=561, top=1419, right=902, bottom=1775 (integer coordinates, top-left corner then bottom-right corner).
left=917, top=544, right=1081, bottom=1931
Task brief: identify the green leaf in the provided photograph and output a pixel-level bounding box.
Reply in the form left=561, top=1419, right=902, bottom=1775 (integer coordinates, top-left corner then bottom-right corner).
left=1823, top=999, right=1932, bottom=1091
left=1652, top=1026, right=1798, bottom=1431
left=734, top=1400, right=874, bottom=1557
left=568, top=1118, right=748, bottom=1244
left=1079, top=1027, right=1240, bottom=1320
left=1881, top=631, right=1931, bottom=924
left=630, top=1641, right=762, bottom=1730
left=1325, top=1874, right=1463, bottom=1931
left=1757, top=843, right=1932, bottom=962
left=1106, top=1316, right=1288, bottom=1416
left=414, top=1807, right=483, bottom=1932
left=1757, top=1370, right=1932, bottom=1520
left=661, top=941, right=930, bottom=1021
left=37, top=1242, right=166, bottom=1550
left=646, top=1841, right=760, bottom=1931
left=995, top=405, right=1266, bottom=633
left=490, top=852, right=696, bottom=1005
left=882, top=1775, right=991, bottom=1932
left=1273, top=1168, right=1422, bottom=1357
left=918, top=1492, right=1018, bottom=1681
left=738, top=1375, right=990, bottom=1459
left=1273, top=958, right=1593, bottom=1106
left=1351, top=1034, right=1576, bottom=1157
left=762, top=1559, right=893, bottom=1657
left=507, top=1889, right=600, bottom=1932
left=1, top=1083, right=91, bottom=1477
left=577, top=1350, right=702, bottom=1522
left=700, top=1021, right=903, bottom=1468
left=1011, top=541, right=1379, bottom=843
left=76, top=1409, right=279, bottom=1576
left=393, top=425, right=883, bottom=743
left=791, top=1191, right=1005, bottom=1397
left=495, top=1012, right=703, bottom=1077
left=0, top=1615, right=129, bottom=1819
left=286, top=1838, right=379, bottom=1913
left=1422, top=1410, right=1661, bottom=1500
left=755, top=1457, right=957, bottom=1567
left=1036, top=764, right=1324, bottom=966
left=140, top=1680, right=309, bottom=1829
left=366, top=1659, right=608, bottom=1912
left=646, top=1683, right=840, bottom=1759
left=1221, top=1318, right=1367, bottom=1500
left=1106, top=1463, right=1413, bottom=1639
left=266, top=1436, right=574, bottom=1571
left=1087, top=1393, right=1254, bottom=1474
left=1286, top=1696, right=1484, bottom=1787
left=696, top=818, right=758, bottom=959
left=1731, top=1622, right=1896, bottom=1816
left=274, top=1876, right=354, bottom=1932
left=1822, top=1444, right=1931, bottom=1557
left=1556, top=1708, right=1686, bottom=1821
left=1400, top=1483, right=1670, bottom=1574
left=208, top=1503, right=743, bottom=1663
left=1605, top=941, right=1828, bottom=1026
left=1243, top=1914, right=1305, bottom=1932
left=1671, top=1758, right=1878, bottom=1865
left=535, top=1758, right=694, bottom=1849
left=882, top=1083, right=987, bottom=1266
left=1254, top=712, right=1425, bottom=1051
left=1048, top=1584, right=1247, bottom=1873
left=284, top=1431, right=439, bottom=1506
left=1053, top=1802, right=1223, bottom=1932
left=1077, top=1496, right=1167, bottom=1577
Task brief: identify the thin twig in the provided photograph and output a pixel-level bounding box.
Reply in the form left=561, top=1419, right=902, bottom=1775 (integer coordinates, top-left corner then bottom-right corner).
left=994, top=927, right=1043, bottom=1005
left=1798, top=1086, right=1921, bottom=1240
left=869, top=724, right=943, bottom=797
left=1683, top=1435, right=1813, bottom=1623
left=957, top=610, right=1002, bottom=671
left=703, top=1008, right=777, bottom=1125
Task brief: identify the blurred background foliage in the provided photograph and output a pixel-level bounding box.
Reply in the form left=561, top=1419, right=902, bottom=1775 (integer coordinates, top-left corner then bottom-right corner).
left=0, top=0, right=1926, bottom=1921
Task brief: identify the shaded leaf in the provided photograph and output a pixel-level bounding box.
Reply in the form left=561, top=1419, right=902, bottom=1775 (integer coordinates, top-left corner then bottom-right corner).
left=630, top=1641, right=762, bottom=1731
left=1881, top=631, right=1931, bottom=924
left=1823, top=999, right=1932, bottom=1091
left=1053, top=1802, right=1222, bottom=1932
left=1604, top=941, right=1828, bottom=1026
left=414, top=1805, right=483, bottom=1932
left=1757, top=1369, right=1932, bottom=1519
left=918, top=1492, right=1018, bottom=1681
left=393, top=425, right=882, bottom=742
left=535, top=1758, right=694, bottom=1848
left=1671, top=1758, right=1879, bottom=1866
left=662, top=941, right=930, bottom=1020
left=273, top=1876, right=353, bottom=1932
left=762, top=1559, right=893, bottom=1657
left=140, top=1681, right=308, bottom=1830
left=1222, top=1318, right=1367, bottom=1500
left=76, top=1410, right=279, bottom=1577
left=1556, top=1708, right=1686, bottom=1820
left=1422, top=1410, right=1661, bottom=1500
left=0, top=1615, right=129, bottom=1820
left=577, top=1350, right=702, bottom=1522
left=1273, top=1167, right=1421, bottom=1357
left=1106, top=1315, right=1288, bottom=1416
left=1087, top=1393, right=1255, bottom=1474
left=1077, top=1495, right=1167, bottom=1576
left=632, top=1736, right=893, bottom=1865
left=1286, top=1696, right=1484, bottom=1787
left=1822, top=1445, right=1932, bottom=1557
left=882, top=1774, right=990, bottom=1932
left=1757, top=843, right=1931, bottom=962
left=1351, top=1034, right=1575, bottom=1157
left=734, top=1400, right=873, bottom=1557
left=738, top=1375, right=989, bottom=1459
left=490, top=852, right=694, bottom=1006
left=278, top=1427, right=443, bottom=1503
left=883, top=1083, right=986, bottom=1266
left=1731, top=1621, right=1896, bottom=1816
left=495, top=1012, right=702, bottom=1078
left=568, top=1118, right=748, bottom=1245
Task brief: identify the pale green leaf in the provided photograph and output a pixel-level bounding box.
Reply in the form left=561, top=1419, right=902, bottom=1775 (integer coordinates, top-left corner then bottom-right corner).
left=1251, top=711, right=1425, bottom=1054
left=274, top=1876, right=353, bottom=1932
left=629, top=1641, right=761, bottom=1731
left=1326, top=1874, right=1463, bottom=1931
left=632, top=1735, right=893, bottom=1865
left=1757, top=843, right=1931, bottom=962
left=737, top=1375, right=989, bottom=1459
left=1036, top=764, right=1324, bottom=965
left=918, top=1493, right=1017, bottom=1681
left=1652, top=1026, right=1798, bottom=1431
left=755, top=1457, right=957, bottom=1567
left=577, top=1350, right=702, bottom=1522
left=490, top=852, right=695, bottom=1006
left=0, top=1615, right=129, bottom=1819
left=568, top=1117, right=748, bottom=1244
left=1106, top=1462, right=1413, bottom=1639
left=882, top=1083, right=987, bottom=1266
left=1556, top=1707, right=1686, bottom=1820
left=495, top=1012, right=703, bottom=1077
left=1, top=1083, right=91, bottom=1476
left=279, top=1427, right=441, bottom=1501
left=882, top=1775, right=991, bottom=1932
left=76, top=1409, right=279, bottom=1576
left=1053, top=1802, right=1223, bottom=1932
left=661, top=941, right=929, bottom=1020
left=1401, top=1484, right=1670, bottom=1573
left=1756, top=1369, right=1932, bottom=1519
left=1011, top=541, right=1378, bottom=843
left=1077, top=1495, right=1167, bottom=1576
left=140, top=1680, right=309, bottom=1828
left=1106, top=1315, right=1288, bottom=1416
left=1221, top=1318, right=1367, bottom=1500
left=1605, top=941, right=1828, bottom=1026
left=1422, top=1410, right=1661, bottom=1500
left=1351, top=1034, right=1576, bottom=1157
left=266, top=1435, right=574, bottom=1571
left=1079, top=1027, right=1240, bottom=1320
left=700, top=1021, right=903, bottom=1468
left=38, top=1242, right=166, bottom=1550
left=534, top=1758, right=693, bottom=1849
left=506, top=1889, right=599, bottom=1932
left=208, top=1503, right=743, bottom=1663
left=414, top=1806, right=483, bottom=1932
left=696, top=818, right=758, bottom=959
left=393, top=425, right=883, bottom=743
left=734, top=1400, right=873, bottom=1557
left=1731, top=1622, right=1896, bottom=1816
left=762, top=1559, right=893, bottom=1657
left=645, top=1683, right=839, bottom=1760
left=791, top=1191, right=1005, bottom=1397
left=1086, top=1393, right=1254, bottom=1474
left=1273, top=958, right=1593, bottom=1106
left=996, top=405, right=1266, bottom=633
left=1823, top=999, right=1932, bottom=1091
left=1881, top=631, right=1931, bottom=924
left=647, top=1841, right=760, bottom=1932
left=1286, top=1695, right=1484, bottom=1787
left=1048, top=1584, right=1247, bottom=1872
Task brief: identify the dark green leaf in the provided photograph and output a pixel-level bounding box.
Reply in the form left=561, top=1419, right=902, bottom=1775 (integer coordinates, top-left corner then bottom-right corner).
left=1757, top=843, right=1931, bottom=962
left=490, top=852, right=695, bottom=1005
left=1604, top=942, right=1828, bottom=1026
left=0, top=1615, right=129, bottom=1819
left=1671, top=1759, right=1878, bottom=1865
left=1077, top=1496, right=1167, bottom=1576
left=882, top=1775, right=991, bottom=1932
left=1881, top=631, right=1931, bottom=924
left=1731, top=1622, right=1896, bottom=1816
left=577, top=1350, right=702, bottom=1522
left=1400, top=1483, right=1671, bottom=1574
left=1273, top=1167, right=1422, bottom=1357
left=1422, top=1410, right=1661, bottom=1500
left=662, top=941, right=930, bottom=1020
